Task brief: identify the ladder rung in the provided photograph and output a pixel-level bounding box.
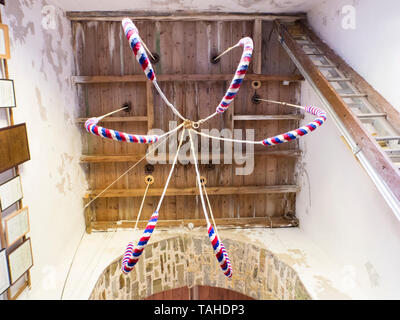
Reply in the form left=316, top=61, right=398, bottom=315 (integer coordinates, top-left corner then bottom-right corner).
left=357, top=113, right=387, bottom=119
left=384, top=149, right=400, bottom=156
left=340, top=93, right=368, bottom=98
left=375, top=136, right=400, bottom=142
left=327, top=78, right=351, bottom=82
left=316, top=64, right=337, bottom=69
left=301, top=43, right=318, bottom=47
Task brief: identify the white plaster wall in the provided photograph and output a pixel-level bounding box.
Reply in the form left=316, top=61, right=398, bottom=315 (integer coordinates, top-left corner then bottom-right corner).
left=307, top=0, right=400, bottom=111
left=297, top=81, right=400, bottom=299
left=0, top=0, right=87, bottom=299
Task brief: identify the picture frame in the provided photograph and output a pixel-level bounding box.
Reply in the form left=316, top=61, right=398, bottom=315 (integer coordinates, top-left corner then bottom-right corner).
left=0, top=123, right=31, bottom=174
left=0, top=79, right=16, bottom=108
left=0, top=175, right=23, bottom=211
left=7, top=238, right=33, bottom=284
left=4, top=207, right=30, bottom=247
left=0, top=24, right=10, bottom=60
left=0, top=249, right=10, bottom=294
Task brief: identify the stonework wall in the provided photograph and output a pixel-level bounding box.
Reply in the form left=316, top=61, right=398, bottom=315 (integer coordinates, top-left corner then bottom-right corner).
left=89, top=234, right=310, bottom=300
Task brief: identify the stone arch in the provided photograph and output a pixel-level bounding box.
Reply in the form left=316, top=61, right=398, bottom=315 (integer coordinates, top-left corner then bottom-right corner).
left=89, top=233, right=311, bottom=300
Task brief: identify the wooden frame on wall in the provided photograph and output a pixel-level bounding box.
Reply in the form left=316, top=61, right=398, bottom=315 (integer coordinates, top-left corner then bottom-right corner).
left=0, top=175, right=23, bottom=211
left=0, top=23, right=10, bottom=59
left=0, top=79, right=16, bottom=108
left=4, top=207, right=30, bottom=247
left=0, top=249, right=10, bottom=294
left=7, top=238, right=33, bottom=284
left=0, top=123, right=31, bottom=173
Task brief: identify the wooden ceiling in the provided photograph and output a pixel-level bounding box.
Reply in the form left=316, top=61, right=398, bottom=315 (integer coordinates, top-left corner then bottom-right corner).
left=72, top=15, right=303, bottom=232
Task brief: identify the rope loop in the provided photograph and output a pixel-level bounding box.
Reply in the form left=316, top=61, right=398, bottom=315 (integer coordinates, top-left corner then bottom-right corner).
left=122, top=211, right=159, bottom=274
left=216, top=37, right=253, bottom=114
left=208, top=223, right=233, bottom=278
left=85, top=117, right=159, bottom=144
left=122, top=18, right=156, bottom=82
left=262, top=105, right=327, bottom=146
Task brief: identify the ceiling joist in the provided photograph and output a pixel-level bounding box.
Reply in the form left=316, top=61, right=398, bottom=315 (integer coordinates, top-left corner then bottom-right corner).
left=66, top=11, right=306, bottom=22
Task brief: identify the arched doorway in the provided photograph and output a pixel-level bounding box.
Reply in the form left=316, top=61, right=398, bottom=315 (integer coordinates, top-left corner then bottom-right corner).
left=89, top=233, right=310, bottom=300
left=145, top=286, right=254, bottom=300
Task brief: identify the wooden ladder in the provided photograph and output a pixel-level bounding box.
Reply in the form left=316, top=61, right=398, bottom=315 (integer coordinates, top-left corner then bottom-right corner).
left=284, top=22, right=400, bottom=170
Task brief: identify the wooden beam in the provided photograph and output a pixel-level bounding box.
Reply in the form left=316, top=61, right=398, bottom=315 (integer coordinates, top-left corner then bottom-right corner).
left=66, top=11, right=306, bottom=22
left=146, top=81, right=154, bottom=131
left=72, top=74, right=304, bottom=84
left=233, top=114, right=303, bottom=121
left=276, top=21, right=400, bottom=202
left=90, top=216, right=299, bottom=231
left=253, top=19, right=262, bottom=74
left=75, top=116, right=148, bottom=123
left=85, top=185, right=300, bottom=198
left=80, top=150, right=302, bottom=163
left=83, top=198, right=92, bottom=234
left=80, top=154, right=144, bottom=163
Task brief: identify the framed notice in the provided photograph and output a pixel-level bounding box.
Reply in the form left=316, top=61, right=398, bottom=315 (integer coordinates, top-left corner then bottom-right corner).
left=0, top=175, right=23, bottom=211
left=0, top=24, right=10, bottom=59
left=7, top=238, right=33, bottom=284
left=0, top=123, right=31, bottom=173
left=4, top=207, right=30, bottom=247
left=0, top=79, right=16, bottom=108
left=0, top=249, right=10, bottom=294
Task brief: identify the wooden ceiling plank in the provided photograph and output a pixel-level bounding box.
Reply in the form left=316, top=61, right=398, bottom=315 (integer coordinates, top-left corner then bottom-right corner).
left=253, top=19, right=262, bottom=74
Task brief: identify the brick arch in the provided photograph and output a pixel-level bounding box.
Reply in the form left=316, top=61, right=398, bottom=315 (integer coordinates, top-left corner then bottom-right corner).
left=89, top=233, right=311, bottom=300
